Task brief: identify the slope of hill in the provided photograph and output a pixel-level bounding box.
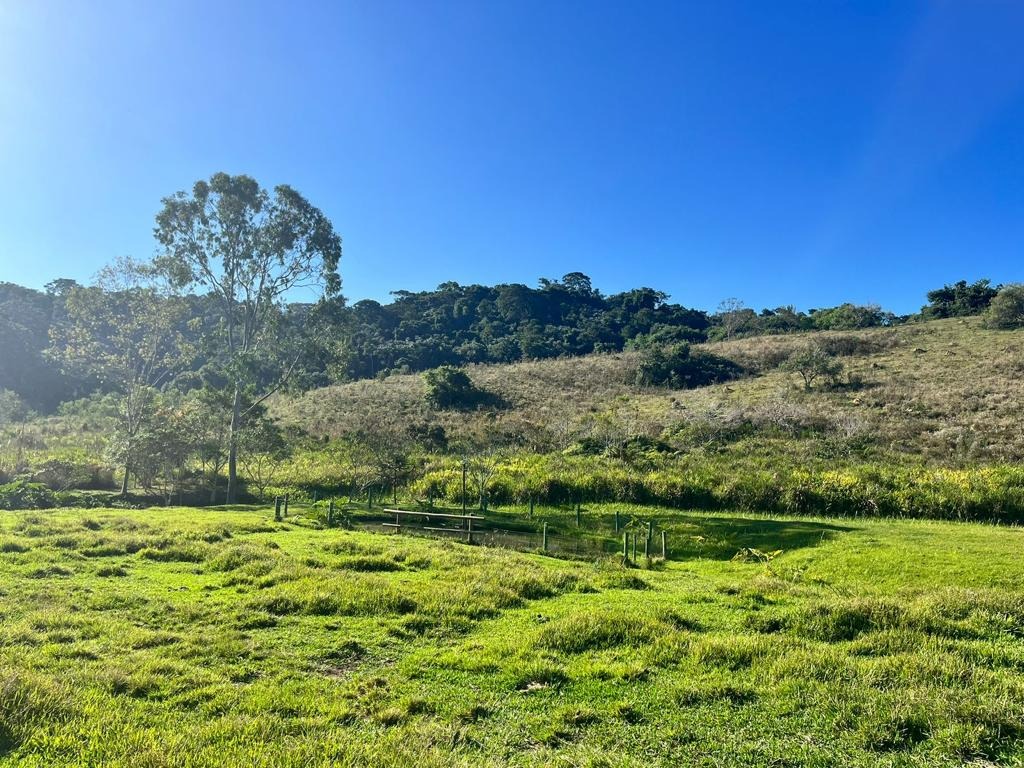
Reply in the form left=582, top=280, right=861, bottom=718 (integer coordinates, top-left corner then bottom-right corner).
left=275, top=316, right=1024, bottom=465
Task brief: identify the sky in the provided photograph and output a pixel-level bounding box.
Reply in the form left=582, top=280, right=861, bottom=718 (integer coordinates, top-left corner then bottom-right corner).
left=1, top=0, right=1023, bottom=314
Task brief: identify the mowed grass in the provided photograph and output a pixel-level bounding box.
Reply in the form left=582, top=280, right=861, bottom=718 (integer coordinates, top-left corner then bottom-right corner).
left=1, top=507, right=1023, bottom=766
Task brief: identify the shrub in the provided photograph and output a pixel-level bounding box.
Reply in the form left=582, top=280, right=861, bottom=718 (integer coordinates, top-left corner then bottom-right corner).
left=635, top=343, right=743, bottom=389
left=0, top=481, right=56, bottom=510
left=984, top=283, right=1024, bottom=329
left=781, top=344, right=843, bottom=390
left=30, top=458, right=115, bottom=491
left=422, top=366, right=498, bottom=410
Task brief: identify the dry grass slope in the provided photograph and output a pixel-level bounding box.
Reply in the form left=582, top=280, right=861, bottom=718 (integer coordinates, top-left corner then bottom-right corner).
left=275, top=317, right=1024, bottom=464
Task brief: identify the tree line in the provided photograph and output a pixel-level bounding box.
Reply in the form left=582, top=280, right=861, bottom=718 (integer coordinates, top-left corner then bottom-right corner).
left=4, top=265, right=1012, bottom=417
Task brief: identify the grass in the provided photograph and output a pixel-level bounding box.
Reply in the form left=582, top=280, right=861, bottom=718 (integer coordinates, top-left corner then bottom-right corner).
left=1, top=505, right=1023, bottom=765
left=274, top=316, right=1024, bottom=464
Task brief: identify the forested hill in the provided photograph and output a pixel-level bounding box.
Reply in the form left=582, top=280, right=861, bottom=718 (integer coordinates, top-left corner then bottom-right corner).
left=0, top=273, right=1001, bottom=411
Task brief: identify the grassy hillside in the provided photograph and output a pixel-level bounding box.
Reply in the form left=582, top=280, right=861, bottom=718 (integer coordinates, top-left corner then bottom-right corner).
left=7, top=316, right=1024, bottom=520
left=262, top=318, right=1024, bottom=522
left=1, top=505, right=1023, bottom=766
left=276, top=316, right=1024, bottom=464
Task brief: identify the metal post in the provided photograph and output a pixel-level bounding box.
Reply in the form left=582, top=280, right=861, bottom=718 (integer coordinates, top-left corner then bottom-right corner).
left=467, top=515, right=473, bottom=545
left=283, top=494, right=289, bottom=517
left=542, top=522, right=548, bottom=552
left=576, top=503, right=581, bottom=527
left=647, top=521, right=653, bottom=550
left=529, top=497, right=535, bottom=517
left=614, top=510, right=619, bottom=532
left=622, top=532, right=628, bottom=558
left=661, top=531, right=667, bottom=559
left=632, top=533, right=637, bottom=561
left=462, top=459, right=467, bottom=514
left=644, top=534, right=650, bottom=559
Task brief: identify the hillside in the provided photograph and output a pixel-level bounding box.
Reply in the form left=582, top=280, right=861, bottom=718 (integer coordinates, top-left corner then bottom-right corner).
left=275, top=316, right=1024, bottom=466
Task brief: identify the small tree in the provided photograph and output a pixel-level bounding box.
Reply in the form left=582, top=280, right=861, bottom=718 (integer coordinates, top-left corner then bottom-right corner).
left=715, top=298, right=751, bottom=340
left=467, top=450, right=502, bottom=511
left=0, top=391, right=30, bottom=429
left=782, top=345, right=843, bottom=390
left=984, top=284, right=1024, bottom=329
left=423, top=366, right=496, bottom=410
left=238, top=419, right=291, bottom=501
left=187, top=389, right=233, bottom=503
left=51, top=259, right=190, bottom=495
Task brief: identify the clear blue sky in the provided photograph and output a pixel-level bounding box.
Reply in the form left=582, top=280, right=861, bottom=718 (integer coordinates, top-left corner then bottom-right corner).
left=1, top=1, right=1023, bottom=314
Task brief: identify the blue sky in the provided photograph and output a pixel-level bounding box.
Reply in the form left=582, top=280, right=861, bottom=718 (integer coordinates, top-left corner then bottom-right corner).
left=1, top=0, right=1022, bottom=314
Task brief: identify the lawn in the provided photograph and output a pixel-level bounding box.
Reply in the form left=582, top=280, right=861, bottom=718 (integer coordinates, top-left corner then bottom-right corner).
left=1, top=506, right=1023, bottom=766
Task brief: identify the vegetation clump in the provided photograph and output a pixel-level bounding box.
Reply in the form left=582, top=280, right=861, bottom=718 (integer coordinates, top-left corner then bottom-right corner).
left=422, top=366, right=498, bottom=410
left=634, top=342, right=742, bottom=389
left=984, top=283, right=1024, bottom=329
left=781, top=344, right=844, bottom=390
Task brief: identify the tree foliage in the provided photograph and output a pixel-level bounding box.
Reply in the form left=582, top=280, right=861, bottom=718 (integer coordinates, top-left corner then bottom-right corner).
left=984, top=284, right=1024, bottom=330
left=922, top=279, right=999, bottom=319
left=153, top=172, right=343, bottom=502
left=634, top=343, right=743, bottom=389
left=782, top=345, right=844, bottom=390
left=423, top=366, right=496, bottom=410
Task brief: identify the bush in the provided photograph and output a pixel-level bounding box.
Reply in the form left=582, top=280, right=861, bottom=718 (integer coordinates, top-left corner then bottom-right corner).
left=984, top=283, right=1024, bottom=329
left=635, top=343, right=743, bottom=389
left=781, top=345, right=843, bottom=390
left=0, top=481, right=56, bottom=510
left=423, top=366, right=499, bottom=410
left=810, top=303, right=892, bottom=330
left=29, top=458, right=115, bottom=491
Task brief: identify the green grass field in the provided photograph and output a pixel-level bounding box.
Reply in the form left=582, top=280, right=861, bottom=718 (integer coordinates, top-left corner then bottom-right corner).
left=2, top=506, right=1023, bottom=766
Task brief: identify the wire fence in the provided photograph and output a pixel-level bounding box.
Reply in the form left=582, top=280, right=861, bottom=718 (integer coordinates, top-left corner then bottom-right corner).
left=273, top=497, right=668, bottom=561
left=348, top=508, right=659, bottom=560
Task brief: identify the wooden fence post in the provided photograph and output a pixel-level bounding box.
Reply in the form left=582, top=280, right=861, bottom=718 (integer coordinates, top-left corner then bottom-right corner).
left=644, top=533, right=650, bottom=559
left=661, top=531, right=667, bottom=560
left=647, top=520, right=653, bottom=548
left=529, top=497, right=535, bottom=517
left=467, top=515, right=473, bottom=545
left=614, top=509, right=619, bottom=532
left=274, top=497, right=282, bottom=522
left=622, top=532, right=627, bottom=558
left=542, top=522, right=548, bottom=552
left=631, top=533, right=637, bottom=561
left=328, top=499, right=335, bottom=527
left=575, top=503, right=581, bottom=527
left=283, top=494, right=289, bottom=517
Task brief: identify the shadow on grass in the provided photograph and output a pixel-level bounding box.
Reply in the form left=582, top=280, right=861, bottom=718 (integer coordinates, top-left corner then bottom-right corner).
left=662, top=514, right=853, bottom=560
left=362, top=505, right=854, bottom=562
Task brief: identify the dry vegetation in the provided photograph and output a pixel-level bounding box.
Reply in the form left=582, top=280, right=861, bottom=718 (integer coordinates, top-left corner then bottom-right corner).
left=276, top=317, right=1024, bottom=465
